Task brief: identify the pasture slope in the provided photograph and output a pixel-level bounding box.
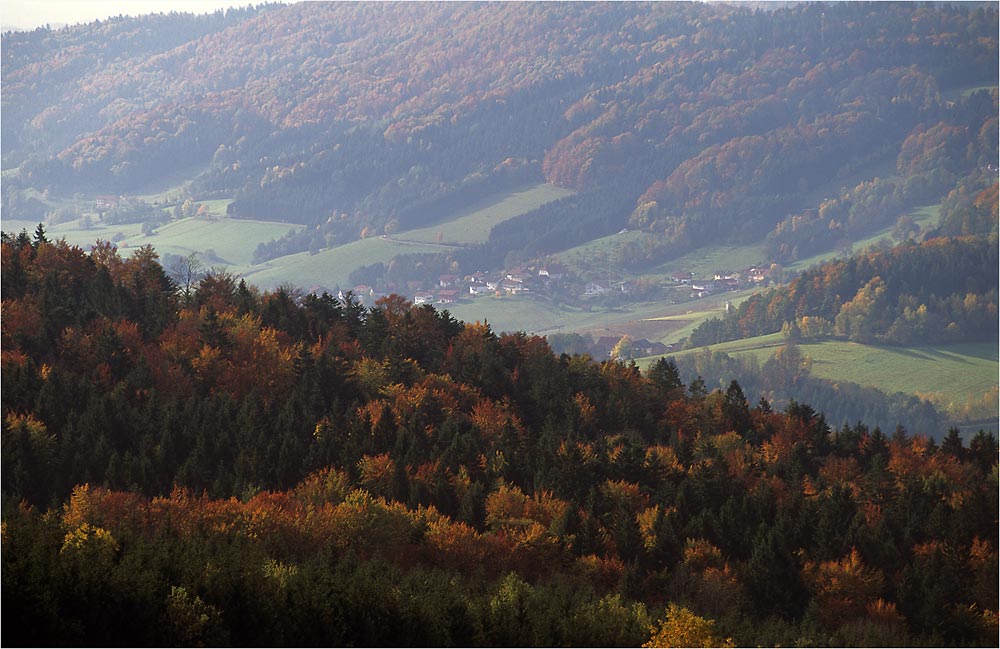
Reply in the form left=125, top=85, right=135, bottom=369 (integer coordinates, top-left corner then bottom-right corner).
left=2, top=216, right=301, bottom=269
left=141, top=218, right=301, bottom=267
left=393, top=184, right=575, bottom=245
left=3, top=182, right=572, bottom=291
left=244, top=182, right=574, bottom=290
left=657, top=333, right=998, bottom=427
left=241, top=236, right=449, bottom=292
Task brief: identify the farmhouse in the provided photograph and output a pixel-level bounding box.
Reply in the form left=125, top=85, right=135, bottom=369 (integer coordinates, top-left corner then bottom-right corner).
left=691, top=284, right=713, bottom=298
left=593, top=336, right=621, bottom=358
left=414, top=292, right=435, bottom=305
left=538, top=262, right=569, bottom=280
left=584, top=282, right=610, bottom=296
left=500, top=279, right=530, bottom=295
left=631, top=338, right=668, bottom=357
left=437, top=289, right=460, bottom=304
left=95, top=195, right=121, bottom=210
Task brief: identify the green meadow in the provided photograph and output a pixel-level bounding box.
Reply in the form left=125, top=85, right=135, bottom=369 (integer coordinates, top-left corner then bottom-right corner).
left=241, top=236, right=448, bottom=291
left=3, top=216, right=300, bottom=269
left=451, top=295, right=679, bottom=337
left=3, top=218, right=147, bottom=249
left=648, top=243, right=768, bottom=280
left=397, top=183, right=574, bottom=245
left=644, top=296, right=755, bottom=346
left=139, top=218, right=300, bottom=266
left=660, top=333, right=998, bottom=419
left=803, top=340, right=997, bottom=416
left=447, top=289, right=757, bottom=342
left=241, top=182, right=572, bottom=287
left=556, top=230, right=649, bottom=269
left=555, top=230, right=766, bottom=281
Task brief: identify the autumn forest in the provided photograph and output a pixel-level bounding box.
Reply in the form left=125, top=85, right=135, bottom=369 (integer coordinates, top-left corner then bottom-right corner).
left=2, top=228, right=998, bottom=646
left=1, top=1, right=998, bottom=647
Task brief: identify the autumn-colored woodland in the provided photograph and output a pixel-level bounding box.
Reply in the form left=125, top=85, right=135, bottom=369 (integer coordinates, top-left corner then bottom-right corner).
left=2, top=230, right=997, bottom=646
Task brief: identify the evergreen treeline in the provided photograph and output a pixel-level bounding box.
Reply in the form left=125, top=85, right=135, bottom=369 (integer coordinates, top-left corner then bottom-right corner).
left=2, top=231, right=997, bottom=646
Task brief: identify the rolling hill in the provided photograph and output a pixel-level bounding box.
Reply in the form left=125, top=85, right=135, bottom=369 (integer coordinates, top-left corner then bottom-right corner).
left=2, top=8, right=999, bottom=645
left=3, top=2, right=995, bottom=267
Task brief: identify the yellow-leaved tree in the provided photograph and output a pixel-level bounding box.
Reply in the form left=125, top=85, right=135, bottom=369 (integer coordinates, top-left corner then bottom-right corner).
left=643, top=603, right=734, bottom=648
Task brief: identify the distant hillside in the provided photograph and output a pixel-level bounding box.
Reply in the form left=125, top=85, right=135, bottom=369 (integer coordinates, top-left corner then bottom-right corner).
left=2, top=2, right=996, bottom=269
left=686, top=234, right=999, bottom=349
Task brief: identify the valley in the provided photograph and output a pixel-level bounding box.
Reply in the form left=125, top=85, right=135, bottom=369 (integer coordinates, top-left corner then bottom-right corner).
left=5, top=170, right=994, bottom=435
left=2, top=3, right=997, bottom=647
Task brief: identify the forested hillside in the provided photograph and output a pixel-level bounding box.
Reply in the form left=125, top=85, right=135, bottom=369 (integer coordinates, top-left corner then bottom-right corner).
left=688, top=234, right=999, bottom=348
left=2, top=2, right=996, bottom=268
left=3, top=231, right=998, bottom=646
left=2, top=5, right=998, bottom=645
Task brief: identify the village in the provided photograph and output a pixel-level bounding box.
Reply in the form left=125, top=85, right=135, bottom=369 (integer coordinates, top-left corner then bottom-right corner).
left=330, top=259, right=777, bottom=359
left=340, top=259, right=774, bottom=308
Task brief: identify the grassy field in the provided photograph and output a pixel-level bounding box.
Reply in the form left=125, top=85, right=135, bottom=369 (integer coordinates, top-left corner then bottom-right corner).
left=447, top=288, right=757, bottom=342
left=556, top=230, right=648, bottom=268
left=553, top=230, right=759, bottom=287
left=396, top=184, right=574, bottom=245
left=660, top=332, right=787, bottom=361
left=451, top=296, right=694, bottom=338
left=448, top=296, right=593, bottom=334
left=3, top=216, right=299, bottom=268
left=645, top=295, right=756, bottom=346
left=553, top=231, right=765, bottom=285
left=3, top=218, right=148, bottom=247
left=659, top=333, right=998, bottom=419
left=243, top=183, right=573, bottom=289
left=140, top=218, right=299, bottom=266
left=649, top=243, right=767, bottom=279
left=195, top=199, right=234, bottom=217
left=804, top=340, right=997, bottom=411
left=241, top=236, right=448, bottom=291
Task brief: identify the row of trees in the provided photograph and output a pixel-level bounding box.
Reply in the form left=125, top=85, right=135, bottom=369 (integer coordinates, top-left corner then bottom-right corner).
left=2, top=230, right=997, bottom=645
